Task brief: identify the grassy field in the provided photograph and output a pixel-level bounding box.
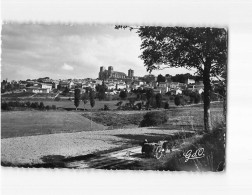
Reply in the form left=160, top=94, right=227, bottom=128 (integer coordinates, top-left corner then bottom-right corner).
left=83, top=102, right=224, bottom=132
left=1, top=102, right=224, bottom=139
left=1, top=111, right=106, bottom=138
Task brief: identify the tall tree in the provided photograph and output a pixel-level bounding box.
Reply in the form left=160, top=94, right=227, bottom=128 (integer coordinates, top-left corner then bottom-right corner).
left=81, top=92, right=89, bottom=111
left=155, top=93, right=162, bottom=108
left=74, top=88, right=81, bottom=110
left=96, top=81, right=107, bottom=100
left=145, top=89, right=154, bottom=109
left=116, top=26, right=227, bottom=132
left=89, top=90, right=96, bottom=129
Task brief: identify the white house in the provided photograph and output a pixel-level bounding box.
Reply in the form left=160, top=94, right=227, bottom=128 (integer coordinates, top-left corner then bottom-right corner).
left=186, top=78, right=195, bottom=84
left=40, top=83, right=52, bottom=91
left=106, top=83, right=116, bottom=90
left=175, top=88, right=183, bottom=95
left=26, top=86, right=50, bottom=93
left=116, top=83, right=126, bottom=90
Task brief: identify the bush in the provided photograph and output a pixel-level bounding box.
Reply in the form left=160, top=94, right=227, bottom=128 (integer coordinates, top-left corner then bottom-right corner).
left=140, top=111, right=168, bottom=127
left=39, top=102, right=45, bottom=110
left=136, top=102, right=142, bottom=110
left=183, top=95, right=190, bottom=105
left=1, top=102, right=10, bottom=110
left=155, top=93, right=162, bottom=108
left=174, top=96, right=180, bottom=106
left=25, top=101, right=31, bottom=107
left=180, top=96, right=185, bottom=106
left=45, top=105, right=50, bottom=110
left=104, top=104, right=110, bottom=111
left=164, top=102, right=169, bottom=109
left=30, top=102, right=39, bottom=109
left=119, top=90, right=127, bottom=100
left=55, top=96, right=61, bottom=101
left=194, top=93, right=201, bottom=104
left=52, top=105, right=57, bottom=110
left=116, top=101, right=123, bottom=106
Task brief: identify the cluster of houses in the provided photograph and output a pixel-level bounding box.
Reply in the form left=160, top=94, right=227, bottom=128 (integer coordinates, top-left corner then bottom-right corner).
left=16, top=76, right=204, bottom=96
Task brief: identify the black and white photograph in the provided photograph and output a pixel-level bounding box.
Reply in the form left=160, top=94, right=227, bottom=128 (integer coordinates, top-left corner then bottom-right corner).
left=1, top=23, right=227, bottom=171
left=1, top=0, right=252, bottom=195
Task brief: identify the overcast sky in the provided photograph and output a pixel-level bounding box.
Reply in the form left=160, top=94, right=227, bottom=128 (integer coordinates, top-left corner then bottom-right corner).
left=1, top=23, right=196, bottom=81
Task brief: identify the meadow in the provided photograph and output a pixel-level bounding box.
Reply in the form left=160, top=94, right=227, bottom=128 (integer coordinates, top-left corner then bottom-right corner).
left=1, top=102, right=224, bottom=139
left=1, top=111, right=106, bottom=138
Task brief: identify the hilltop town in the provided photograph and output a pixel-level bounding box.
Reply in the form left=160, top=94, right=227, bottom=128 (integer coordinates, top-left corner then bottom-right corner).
left=1, top=66, right=222, bottom=98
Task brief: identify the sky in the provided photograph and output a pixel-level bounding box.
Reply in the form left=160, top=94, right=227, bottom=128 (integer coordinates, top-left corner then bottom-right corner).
left=1, top=23, right=196, bottom=81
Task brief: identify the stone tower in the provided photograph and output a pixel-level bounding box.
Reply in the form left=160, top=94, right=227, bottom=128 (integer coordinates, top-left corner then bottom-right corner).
left=128, top=69, right=134, bottom=77
left=108, top=66, right=113, bottom=77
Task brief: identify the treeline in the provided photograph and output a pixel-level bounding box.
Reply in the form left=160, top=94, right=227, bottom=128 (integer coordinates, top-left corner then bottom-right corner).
left=157, top=73, right=203, bottom=83
left=1, top=101, right=57, bottom=111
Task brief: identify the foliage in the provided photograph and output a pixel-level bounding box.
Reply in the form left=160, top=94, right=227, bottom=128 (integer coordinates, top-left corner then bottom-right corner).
left=145, top=89, right=154, bottom=101
left=89, top=90, right=96, bottom=108
left=103, top=104, right=110, bottom=111
left=136, top=102, right=143, bottom=110
left=62, top=87, right=70, bottom=96
left=1, top=102, right=10, bottom=110
left=194, top=93, right=201, bottom=104
left=45, top=105, right=50, bottom=110
left=74, top=88, right=81, bottom=110
left=157, top=74, right=166, bottom=82
left=140, top=111, right=168, bottom=127
left=155, top=93, right=162, bottom=108
left=31, top=102, right=39, bottom=109
left=81, top=92, right=89, bottom=110
left=116, top=25, right=227, bottom=132
left=174, top=95, right=180, bottom=106
left=164, top=102, right=169, bottom=109
left=128, top=97, right=136, bottom=106
left=116, top=101, right=123, bottom=106
left=119, top=90, right=127, bottom=100
left=39, top=102, right=45, bottom=110
left=54, top=96, right=61, bottom=101
left=96, top=82, right=107, bottom=100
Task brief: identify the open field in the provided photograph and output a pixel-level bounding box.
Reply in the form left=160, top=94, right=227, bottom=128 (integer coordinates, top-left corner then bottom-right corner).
left=1, top=128, right=189, bottom=166
left=1, top=111, right=106, bottom=138
left=1, top=102, right=223, bottom=139
left=83, top=102, right=224, bottom=131
left=1, top=102, right=224, bottom=169
left=1, top=92, right=34, bottom=98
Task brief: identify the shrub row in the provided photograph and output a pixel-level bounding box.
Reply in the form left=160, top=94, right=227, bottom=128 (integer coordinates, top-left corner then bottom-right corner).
left=1, top=101, right=57, bottom=111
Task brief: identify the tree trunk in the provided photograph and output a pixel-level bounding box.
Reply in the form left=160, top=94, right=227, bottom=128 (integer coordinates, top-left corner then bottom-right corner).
left=203, top=60, right=212, bottom=132
left=223, top=85, right=227, bottom=124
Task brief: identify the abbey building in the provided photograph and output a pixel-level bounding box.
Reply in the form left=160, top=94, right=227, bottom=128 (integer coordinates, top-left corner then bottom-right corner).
left=99, top=66, right=134, bottom=80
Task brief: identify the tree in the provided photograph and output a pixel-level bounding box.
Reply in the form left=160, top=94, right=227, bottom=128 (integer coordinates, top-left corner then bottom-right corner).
left=89, top=90, right=95, bottom=108
left=96, top=82, right=107, bottom=100
left=119, top=90, right=127, bottom=100
left=74, top=88, right=81, bottom=110
left=89, top=90, right=96, bottom=129
left=39, top=102, right=45, bottom=110
left=145, top=89, right=154, bottom=109
left=155, top=93, right=162, bottom=108
left=174, top=95, right=180, bottom=106
left=62, top=87, right=70, bottom=96
left=116, top=26, right=227, bottom=132
left=157, top=74, right=166, bottom=83
left=81, top=92, right=89, bottom=111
